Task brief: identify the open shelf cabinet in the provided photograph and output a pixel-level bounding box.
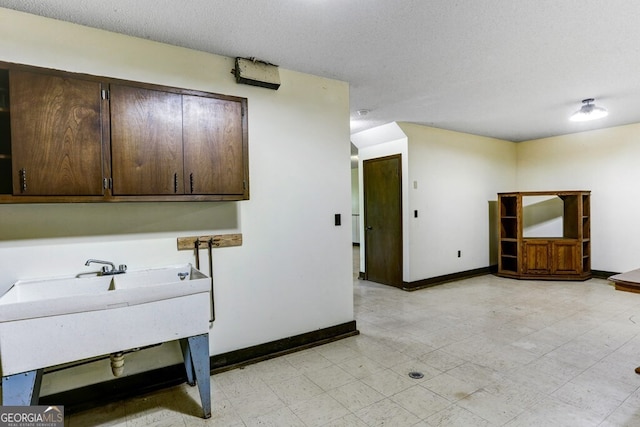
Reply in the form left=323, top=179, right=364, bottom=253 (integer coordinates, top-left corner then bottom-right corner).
left=497, top=191, right=591, bottom=281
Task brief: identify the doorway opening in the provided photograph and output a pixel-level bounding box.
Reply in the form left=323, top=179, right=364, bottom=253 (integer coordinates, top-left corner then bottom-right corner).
left=362, top=154, right=403, bottom=287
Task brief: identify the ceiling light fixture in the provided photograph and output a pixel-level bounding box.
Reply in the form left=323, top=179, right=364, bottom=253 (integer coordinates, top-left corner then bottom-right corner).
left=569, top=98, right=608, bottom=122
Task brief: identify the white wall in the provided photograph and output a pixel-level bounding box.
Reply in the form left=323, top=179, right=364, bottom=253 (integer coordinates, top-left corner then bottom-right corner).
left=400, top=123, right=517, bottom=281
left=517, top=123, right=640, bottom=272
left=0, top=8, right=353, bottom=394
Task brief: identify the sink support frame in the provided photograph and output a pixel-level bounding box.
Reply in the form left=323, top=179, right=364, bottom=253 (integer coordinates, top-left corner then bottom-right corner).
left=1, top=334, right=211, bottom=419
left=180, top=333, right=211, bottom=418
left=1, top=369, right=43, bottom=405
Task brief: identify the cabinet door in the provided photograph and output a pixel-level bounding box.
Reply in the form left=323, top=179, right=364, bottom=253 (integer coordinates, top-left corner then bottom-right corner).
left=551, top=241, right=580, bottom=275
left=183, top=95, right=245, bottom=195
left=110, top=85, right=183, bottom=195
left=523, top=241, right=550, bottom=274
left=10, top=70, right=104, bottom=195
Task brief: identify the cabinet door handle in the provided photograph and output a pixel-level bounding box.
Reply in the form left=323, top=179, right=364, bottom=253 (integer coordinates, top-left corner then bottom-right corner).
left=190, top=173, right=194, bottom=194
left=174, top=173, right=178, bottom=193
left=19, top=168, right=27, bottom=193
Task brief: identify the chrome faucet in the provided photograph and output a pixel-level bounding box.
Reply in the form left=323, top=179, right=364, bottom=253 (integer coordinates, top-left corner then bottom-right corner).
left=85, top=259, right=127, bottom=275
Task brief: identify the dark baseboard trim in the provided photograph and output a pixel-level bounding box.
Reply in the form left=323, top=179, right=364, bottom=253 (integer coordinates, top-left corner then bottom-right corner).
left=41, top=320, right=358, bottom=414
left=402, top=266, right=492, bottom=291
left=209, top=320, right=358, bottom=374
left=358, top=271, right=365, bottom=280
left=592, top=270, right=618, bottom=279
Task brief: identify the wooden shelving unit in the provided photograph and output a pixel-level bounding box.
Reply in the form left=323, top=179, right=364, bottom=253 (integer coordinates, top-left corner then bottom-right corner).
left=497, top=191, right=591, bottom=281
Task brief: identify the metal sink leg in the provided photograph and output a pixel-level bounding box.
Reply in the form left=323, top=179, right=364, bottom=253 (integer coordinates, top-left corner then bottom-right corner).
left=181, top=333, right=211, bottom=419
left=2, top=369, right=43, bottom=405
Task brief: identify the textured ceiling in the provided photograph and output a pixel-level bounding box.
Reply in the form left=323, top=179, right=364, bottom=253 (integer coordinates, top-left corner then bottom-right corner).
left=1, top=0, right=640, bottom=141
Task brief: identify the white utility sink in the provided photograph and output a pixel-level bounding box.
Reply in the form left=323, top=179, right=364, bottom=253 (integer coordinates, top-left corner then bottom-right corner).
left=0, top=264, right=211, bottom=376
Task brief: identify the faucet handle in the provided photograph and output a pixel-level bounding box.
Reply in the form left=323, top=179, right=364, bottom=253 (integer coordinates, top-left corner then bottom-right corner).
left=118, top=264, right=127, bottom=272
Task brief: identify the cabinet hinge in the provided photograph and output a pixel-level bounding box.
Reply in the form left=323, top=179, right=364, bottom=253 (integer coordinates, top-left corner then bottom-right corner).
left=103, top=178, right=113, bottom=190
left=101, top=89, right=109, bottom=100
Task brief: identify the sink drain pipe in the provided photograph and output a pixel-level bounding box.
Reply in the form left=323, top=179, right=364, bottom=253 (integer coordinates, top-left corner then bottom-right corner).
left=110, top=352, right=125, bottom=377
left=42, top=343, right=162, bottom=375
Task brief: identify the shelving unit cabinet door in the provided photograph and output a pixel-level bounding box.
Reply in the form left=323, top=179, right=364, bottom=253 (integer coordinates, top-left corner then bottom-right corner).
left=110, top=84, right=183, bottom=195
left=10, top=70, right=104, bottom=195
left=523, top=240, right=550, bottom=274
left=182, top=95, right=246, bottom=196
left=551, top=241, right=580, bottom=275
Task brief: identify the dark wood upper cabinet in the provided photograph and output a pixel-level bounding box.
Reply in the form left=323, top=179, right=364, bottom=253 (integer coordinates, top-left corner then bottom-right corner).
left=0, top=63, right=249, bottom=203
left=9, top=70, right=104, bottom=196
left=183, top=95, right=245, bottom=195
left=110, top=84, right=184, bottom=196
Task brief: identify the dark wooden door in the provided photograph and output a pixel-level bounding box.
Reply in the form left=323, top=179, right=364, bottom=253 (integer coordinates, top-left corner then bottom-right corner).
left=10, top=70, right=104, bottom=195
left=363, top=155, right=402, bottom=287
left=110, top=84, right=183, bottom=195
left=183, top=95, right=245, bottom=195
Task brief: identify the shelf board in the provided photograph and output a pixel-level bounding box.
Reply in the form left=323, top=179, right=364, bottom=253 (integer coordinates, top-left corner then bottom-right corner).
left=501, top=254, right=517, bottom=258
left=0, top=154, right=11, bottom=160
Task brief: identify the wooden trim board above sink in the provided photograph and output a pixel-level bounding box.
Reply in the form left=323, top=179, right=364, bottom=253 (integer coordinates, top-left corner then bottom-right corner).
left=177, top=233, right=242, bottom=250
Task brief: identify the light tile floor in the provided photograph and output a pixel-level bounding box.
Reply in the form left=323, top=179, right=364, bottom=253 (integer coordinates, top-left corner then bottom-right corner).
left=68, top=253, right=640, bottom=426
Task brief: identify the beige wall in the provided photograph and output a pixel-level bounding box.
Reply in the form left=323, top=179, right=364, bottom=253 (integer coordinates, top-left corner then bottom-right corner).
left=0, top=8, right=353, bottom=394
left=517, top=123, right=640, bottom=272
left=400, top=123, right=517, bottom=281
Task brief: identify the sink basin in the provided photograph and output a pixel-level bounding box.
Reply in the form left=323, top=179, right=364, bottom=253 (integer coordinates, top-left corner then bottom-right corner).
left=0, top=275, right=114, bottom=322
left=0, top=274, right=113, bottom=303
left=113, top=264, right=205, bottom=289
left=0, top=264, right=211, bottom=376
